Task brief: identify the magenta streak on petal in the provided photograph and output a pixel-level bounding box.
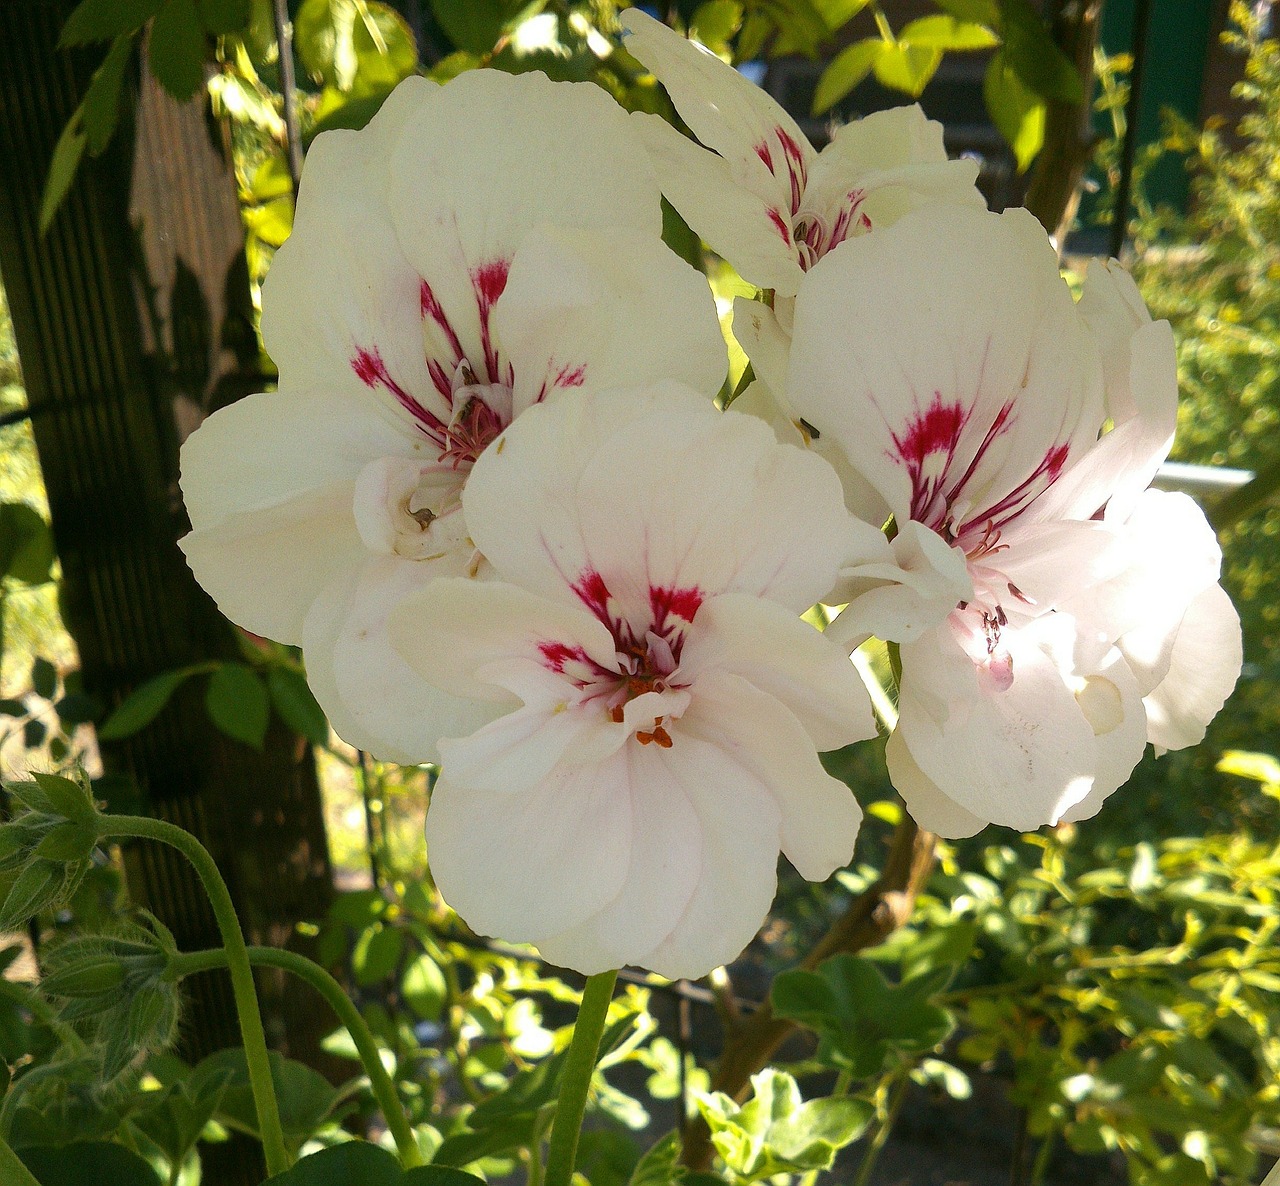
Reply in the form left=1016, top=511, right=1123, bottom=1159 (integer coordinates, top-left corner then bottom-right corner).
left=775, top=128, right=808, bottom=215
left=754, top=140, right=775, bottom=171
left=419, top=279, right=465, bottom=376
left=471, top=259, right=511, bottom=385
left=941, top=400, right=1015, bottom=510
left=537, top=640, right=614, bottom=687
left=571, top=569, right=614, bottom=627
left=351, top=347, right=448, bottom=442
left=890, top=394, right=968, bottom=528
left=555, top=364, right=586, bottom=389
left=427, top=359, right=452, bottom=400
left=649, top=584, right=703, bottom=628
left=963, top=442, right=1072, bottom=537
left=767, top=208, right=791, bottom=244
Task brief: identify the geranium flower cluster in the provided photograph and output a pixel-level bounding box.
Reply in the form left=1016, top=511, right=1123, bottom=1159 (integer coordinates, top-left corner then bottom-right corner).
left=178, top=10, right=1241, bottom=980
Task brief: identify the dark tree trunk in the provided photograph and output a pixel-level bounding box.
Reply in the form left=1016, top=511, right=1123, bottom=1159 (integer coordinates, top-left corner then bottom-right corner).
left=0, top=5, right=336, bottom=1180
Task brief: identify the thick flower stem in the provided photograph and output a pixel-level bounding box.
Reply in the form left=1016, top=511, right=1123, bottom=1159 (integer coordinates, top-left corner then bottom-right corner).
left=98, top=815, right=290, bottom=1177
left=172, top=945, right=424, bottom=1169
left=544, top=970, right=618, bottom=1186
left=0, top=1135, right=42, bottom=1186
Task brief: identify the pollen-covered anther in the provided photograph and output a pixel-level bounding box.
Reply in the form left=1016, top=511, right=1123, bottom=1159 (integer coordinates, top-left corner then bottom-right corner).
left=636, top=719, right=673, bottom=748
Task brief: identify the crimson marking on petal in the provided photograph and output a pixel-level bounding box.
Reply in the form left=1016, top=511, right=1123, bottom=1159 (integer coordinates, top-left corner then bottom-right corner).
left=555, top=363, right=586, bottom=389
left=754, top=140, right=775, bottom=171
left=471, top=259, right=511, bottom=384
left=767, top=208, right=791, bottom=244
left=943, top=400, right=1015, bottom=510
left=539, top=641, right=587, bottom=673
left=891, top=394, right=969, bottom=529
left=775, top=127, right=808, bottom=214
left=964, top=441, right=1073, bottom=536
left=571, top=569, right=612, bottom=624
left=351, top=346, right=448, bottom=441
left=419, top=278, right=465, bottom=366
left=427, top=359, right=452, bottom=400
left=649, top=584, right=703, bottom=626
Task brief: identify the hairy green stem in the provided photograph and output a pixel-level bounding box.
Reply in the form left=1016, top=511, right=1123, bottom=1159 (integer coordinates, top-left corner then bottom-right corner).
left=173, top=945, right=424, bottom=1168
left=99, top=815, right=290, bottom=1176
left=0, top=1134, right=43, bottom=1186
left=544, top=970, right=618, bottom=1186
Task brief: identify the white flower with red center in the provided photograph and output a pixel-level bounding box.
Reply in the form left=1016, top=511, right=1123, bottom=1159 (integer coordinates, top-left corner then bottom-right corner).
left=387, top=384, right=875, bottom=978
left=619, top=7, right=984, bottom=298
left=776, top=204, right=1240, bottom=836
left=178, top=69, right=727, bottom=764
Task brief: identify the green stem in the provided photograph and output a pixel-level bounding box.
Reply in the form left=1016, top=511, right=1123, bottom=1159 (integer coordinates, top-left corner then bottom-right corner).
left=99, top=815, right=290, bottom=1176
left=851, top=1073, right=910, bottom=1186
left=543, top=970, right=618, bottom=1186
left=173, top=946, right=423, bottom=1169
left=0, top=1135, right=43, bottom=1186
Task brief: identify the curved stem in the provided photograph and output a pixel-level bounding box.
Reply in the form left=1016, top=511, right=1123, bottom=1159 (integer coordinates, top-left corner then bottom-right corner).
left=98, top=815, right=290, bottom=1176
left=544, top=970, right=618, bottom=1186
left=173, top=945, right=423, bottom=1169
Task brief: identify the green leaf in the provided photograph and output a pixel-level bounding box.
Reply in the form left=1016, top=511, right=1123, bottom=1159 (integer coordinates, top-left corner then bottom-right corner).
left=39, top=953, right=126, bottom=998
left=83, top=36, right=134, bottom=154
left=97, top=668, right=196, bottom=741
left=349, top=4, right=419, bottom=98
left=268, top=667, right=329, bottom=746
left=150, top=0, right=209, bottom=102
left=39, top=119, right=87, bottom=235
left=0, top=502, right=56, bottom=585
left=205, top=663, right=270, bottom=748
left=401, top=953, right=447, bottom=1020
left=32, top=821, right=96, bottom=863
left=59, top=0, right=164, bottom=46
left=20, top=1142, right=162, bottom=1186
left=998, top=0, right=1083, bottom=102
left=196, top=0, right=252, bottom=34
left=933, top=0, right=1000, bottom=25
left=265, top=1144, right=487, bottom=1186
left=900, top=14, right=998, bottom=50
left=0, top=861, right=65, bottom=931
left=812, top=38, right=881, bottom=114
left=352, top=923, right=404, bottom=986
left=428, top=0, right=544, bottom=56
left=872, top=39, right=942, bottom=97
left=983, top=49, right=1045, bottom=171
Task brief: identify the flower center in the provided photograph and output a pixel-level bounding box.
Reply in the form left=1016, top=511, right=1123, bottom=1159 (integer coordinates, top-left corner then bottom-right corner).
left=439, top=362, right=512, bottom=468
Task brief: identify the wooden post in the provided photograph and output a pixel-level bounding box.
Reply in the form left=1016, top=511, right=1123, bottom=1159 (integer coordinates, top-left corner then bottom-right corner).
left=0, top=5, right=336, bottom=1179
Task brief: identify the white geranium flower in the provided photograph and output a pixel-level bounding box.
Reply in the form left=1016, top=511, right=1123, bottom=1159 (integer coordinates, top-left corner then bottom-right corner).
left=387, top=385, right=875, bottom=979
left=619, top=6, right=983, bottom=297
left=179, top=69, right=726, bottom=763
left=779, top=204, right=1240, bottom=836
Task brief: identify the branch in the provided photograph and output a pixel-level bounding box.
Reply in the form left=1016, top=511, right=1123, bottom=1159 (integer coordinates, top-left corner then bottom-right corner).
left=679, top=817, right=938, bottom=1171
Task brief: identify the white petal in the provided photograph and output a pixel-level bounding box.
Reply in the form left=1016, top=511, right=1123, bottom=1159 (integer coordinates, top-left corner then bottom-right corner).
left=180, top=384, right=417, bottom=531
left=385, top=70, right=659, bottom=386
left=679, top=593, right=876, bottom=751
left=620, top=9, right=811, bottom=200
left=1141, top=582, right=1241, bottom=752
left=180, top=482, right=365, bottom=645
left=535, top=741, right=703, bottom=975
left=496, top=225, right=726, bottom=414
left=461, top=385, right=854, bottom=618
left=731, top=297, right=792, bottom=399
left=885, top=730, right=986, bottom=838
left=260, top=78, right=450, bottom=423
left=387, top=577, right=619, bottom=704
left=302, top=559, right=503, bottom=764
left=788, top=205, right=1104, bottom=532
left=688, top=670, right=862, bottom=881
left=827, top=520, right=972, bottom=646
left=427, top=757, right=633, bottom=944
left=893, top=615, right=1098, bottom=831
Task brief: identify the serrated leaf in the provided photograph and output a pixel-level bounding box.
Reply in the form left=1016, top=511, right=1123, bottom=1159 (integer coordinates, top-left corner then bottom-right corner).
left=205, top=664, right=270, bottom=748
left=268, top=667, right=328, bottom=746
left=31, top=772, right=94, bottom=823
left=83, top=36, right=134, bottom=155
left=984, top=49, right=1045, bottom=171
left=150, top=0, right=209, bottom=101
left=59, top=0, right=165, bottom=46
left=0, top=860, right=64, bottom=930
left=0, top=502, right=56, bottom=585
left=39, top=118, right=87, bottom=235
left=812, top=38, right=880, bottom=114
left=97, top=668, right=195, bottom=741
